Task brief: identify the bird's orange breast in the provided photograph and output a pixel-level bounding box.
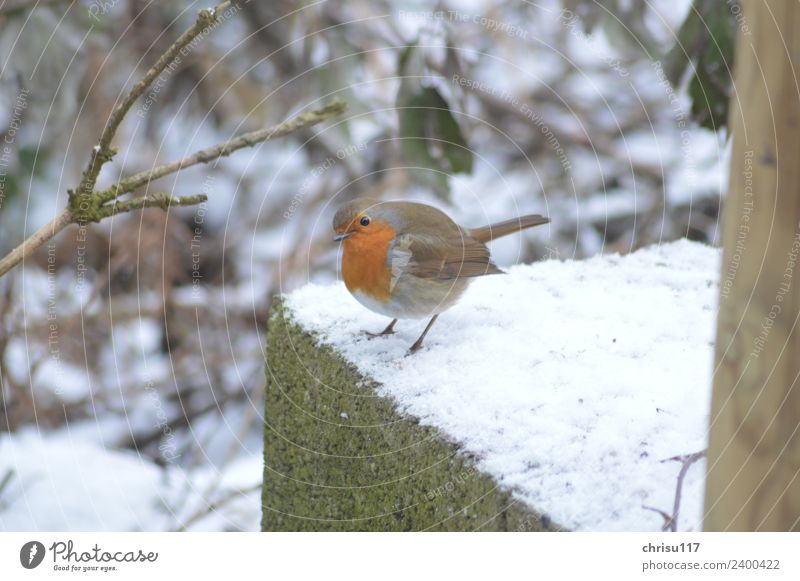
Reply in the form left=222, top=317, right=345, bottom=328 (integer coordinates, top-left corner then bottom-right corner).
left=341, top=222, right=396, bottom=301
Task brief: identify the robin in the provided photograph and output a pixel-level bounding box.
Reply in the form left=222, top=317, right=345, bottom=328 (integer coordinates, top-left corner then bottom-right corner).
left=333, top=198, right=549, bottom=353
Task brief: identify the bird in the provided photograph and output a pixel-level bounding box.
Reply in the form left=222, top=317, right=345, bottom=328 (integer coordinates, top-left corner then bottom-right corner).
left=333, top=198, right=549, bottom=354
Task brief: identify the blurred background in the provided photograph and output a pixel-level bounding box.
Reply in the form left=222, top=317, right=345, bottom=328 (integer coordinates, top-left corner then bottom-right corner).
left=0, top=0, right=732, bottom=530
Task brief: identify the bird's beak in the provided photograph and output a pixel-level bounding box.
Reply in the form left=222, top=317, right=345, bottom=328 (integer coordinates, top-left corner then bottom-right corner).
left=333, top=231, right=354, bottom=242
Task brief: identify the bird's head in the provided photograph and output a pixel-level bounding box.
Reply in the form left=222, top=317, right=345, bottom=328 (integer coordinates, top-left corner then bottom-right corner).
left=332, top=198, right=400, bottom=242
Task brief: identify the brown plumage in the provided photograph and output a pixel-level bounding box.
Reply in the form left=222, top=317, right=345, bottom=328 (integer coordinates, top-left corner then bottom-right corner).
left=333, top=198, right=549, bottom=353
left=469, top=214, right=551, bottom=243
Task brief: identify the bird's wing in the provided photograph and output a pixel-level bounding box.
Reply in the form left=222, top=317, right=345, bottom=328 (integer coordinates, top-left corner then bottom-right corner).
left=389, top=231, right=503, bottom=288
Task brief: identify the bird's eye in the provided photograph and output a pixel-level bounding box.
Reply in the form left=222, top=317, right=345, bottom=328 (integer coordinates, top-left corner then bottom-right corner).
left=360, top=216, right=370, bottom=227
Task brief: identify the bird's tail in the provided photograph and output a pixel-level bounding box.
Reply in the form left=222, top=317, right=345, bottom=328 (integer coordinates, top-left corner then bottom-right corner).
left=468, top=214, right=549, bottom=243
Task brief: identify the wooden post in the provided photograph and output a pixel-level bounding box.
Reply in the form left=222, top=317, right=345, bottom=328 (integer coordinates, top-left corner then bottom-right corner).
left=705, top=1, right=800, bottom=531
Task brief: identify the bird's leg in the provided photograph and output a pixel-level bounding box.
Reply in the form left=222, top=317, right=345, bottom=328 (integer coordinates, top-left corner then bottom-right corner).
left=364, top=318, right=398, bottom=339
left=408, top=314, right=439, bottom=354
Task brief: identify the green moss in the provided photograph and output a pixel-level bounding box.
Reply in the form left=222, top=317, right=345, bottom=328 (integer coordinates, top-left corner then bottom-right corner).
left=261, top=297, right=561, bottom=532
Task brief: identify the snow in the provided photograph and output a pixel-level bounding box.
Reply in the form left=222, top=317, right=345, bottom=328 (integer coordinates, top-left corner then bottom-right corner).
left=0, top=430, right=263, bottom=532
left=285, top=239, right=719, bottom=531
left=0, top=431, right=164, bottom=531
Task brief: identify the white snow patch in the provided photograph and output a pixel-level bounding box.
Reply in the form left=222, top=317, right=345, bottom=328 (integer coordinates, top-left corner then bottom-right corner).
left=284, top=239, right=719, bottom=531
left=0, top=431, right=164, bottom=531
left=0, top=430, right=263, bottom=532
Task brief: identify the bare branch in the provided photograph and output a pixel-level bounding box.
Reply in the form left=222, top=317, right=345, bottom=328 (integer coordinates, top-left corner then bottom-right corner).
left=642, top=449, right=706, bottom=532
left=642, top=505, right=674, bottom=532
left=0, top=0, right=346, bottom=281
left=174, top=482, right=262, bottom=532
left=0, top=98, right=346, bottom=280
left=98, top=192, right=208, bottom=219
left=71, top=1, right=233, bottom=213
left=0, top=468, right=14, bottom=499
left=0, top=210, right=74, bottom=279
left=665, top=450, right=706, bottom=532
left=96, top=99, right=347, bottom=204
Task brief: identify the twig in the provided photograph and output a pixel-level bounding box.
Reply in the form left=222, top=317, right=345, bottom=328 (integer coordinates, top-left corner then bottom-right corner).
left=71, top=1, right=233, bottom=215
left=0, top=0, right=346, bottom=282
left=0, top=468, right=14, bottom=501
left=0, top=210, right=74, bottom=279
left=642, top=505, right=674, bottom=532
left=665, top=450, right=706, bottom=532
left=186, top=372, right=264, bottom=528
left=174, top=482, right=262, bottom=532
left=0, top=194, right=205, bottom=278
left=95, top=99, right=347, bottom=204
left=643, top=449, right=706, bottom=532
left=99, top=192, right=208, bottom=218
left=0, top=0, right=342, bottom=288
left=0, top=98, right=344, bottom=280
left=120, top=386, right=241, bottom=451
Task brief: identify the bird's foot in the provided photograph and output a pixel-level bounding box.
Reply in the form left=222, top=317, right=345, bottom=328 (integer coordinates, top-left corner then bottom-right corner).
left=405, top=314, right=438, bottom=355
left=363, top=329, right=396, bottom=339
left=362, top=319, right=398, bottom=340
left=406, top=340, right=424, bottom=355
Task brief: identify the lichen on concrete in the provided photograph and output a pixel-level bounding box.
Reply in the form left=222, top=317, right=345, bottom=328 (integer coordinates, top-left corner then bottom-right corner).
left=261, top=297, right=560, bottom=531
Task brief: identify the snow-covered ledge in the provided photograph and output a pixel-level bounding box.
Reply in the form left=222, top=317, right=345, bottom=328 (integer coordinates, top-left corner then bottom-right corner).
left=261, top=240, right=720, bottom=531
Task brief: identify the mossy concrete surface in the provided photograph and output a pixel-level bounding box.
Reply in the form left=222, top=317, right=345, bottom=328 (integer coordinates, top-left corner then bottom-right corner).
left=261, top=297, right=560, bottom=531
